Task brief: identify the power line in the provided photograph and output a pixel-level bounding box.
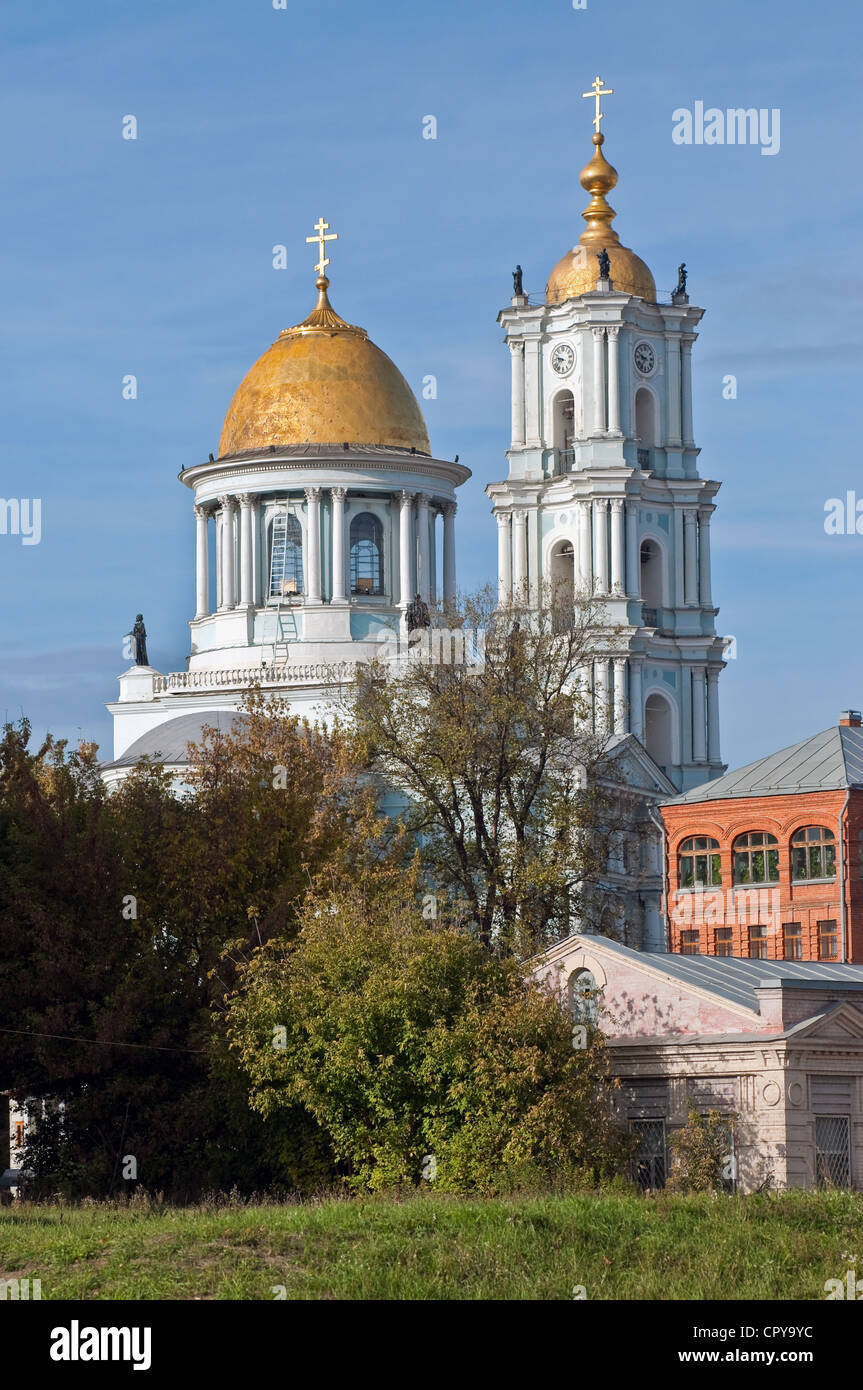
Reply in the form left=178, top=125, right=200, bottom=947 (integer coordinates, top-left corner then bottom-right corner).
left=0, top=1027, right=206, bottom=1055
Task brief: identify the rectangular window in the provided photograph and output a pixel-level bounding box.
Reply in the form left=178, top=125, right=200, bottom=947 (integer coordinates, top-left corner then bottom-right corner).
left=631, top=1119, right=666, bottom=1190
left=818, top=919, right=839, bottom=960
left=815, top=1115, right=850, bottom=1188
left=714, top=927, right=733, bottom=957
left=783, top=922, right=802, bottom=961
left=748, top=925, right=768, bottom=959
left=680, top=930, right=700, bottom=956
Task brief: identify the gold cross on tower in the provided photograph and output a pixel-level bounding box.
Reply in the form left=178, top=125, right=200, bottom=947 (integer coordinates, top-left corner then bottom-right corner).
left=582, top=75, right=613, bottom=133
left=306, top=216, right=338, bottom=277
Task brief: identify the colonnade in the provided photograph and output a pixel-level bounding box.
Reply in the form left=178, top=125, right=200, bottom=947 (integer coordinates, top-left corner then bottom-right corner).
left=193, top=488, right=457, bottom=618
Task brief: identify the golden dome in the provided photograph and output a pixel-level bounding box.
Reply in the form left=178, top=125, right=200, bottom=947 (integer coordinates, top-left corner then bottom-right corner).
left=218, top=276, right=430, bottom=458
left=546, top=132, right=656, bottom=305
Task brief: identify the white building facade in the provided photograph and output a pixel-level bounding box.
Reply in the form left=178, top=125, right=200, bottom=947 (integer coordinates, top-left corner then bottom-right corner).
left=105, top=242, right=469, bottom=778
left=487, top=122, right=726, bottom=793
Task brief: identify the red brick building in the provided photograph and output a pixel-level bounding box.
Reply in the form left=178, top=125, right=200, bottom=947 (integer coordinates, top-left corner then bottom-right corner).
left=660, top=712, right=863, bottom=962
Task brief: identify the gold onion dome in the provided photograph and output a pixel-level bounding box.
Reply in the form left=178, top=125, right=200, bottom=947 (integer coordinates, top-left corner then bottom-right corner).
left=546, top=131, right=656, bottom=305
left=218, top=274, right=430, bottom=458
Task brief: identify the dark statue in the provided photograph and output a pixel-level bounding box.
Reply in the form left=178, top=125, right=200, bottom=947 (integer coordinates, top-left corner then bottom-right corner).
left=405, top=592, right=430, bottom=639
left=132, top=614, right=148, bottom=667
left=597, top=247, right=611, bottom=280
left=676, top=262, right=687, bottom=296
left=512, top=264, right=524, bottom=296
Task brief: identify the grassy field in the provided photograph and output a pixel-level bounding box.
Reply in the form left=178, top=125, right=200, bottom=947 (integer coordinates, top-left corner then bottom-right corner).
left=1, top=1189, right=860, bottom=1300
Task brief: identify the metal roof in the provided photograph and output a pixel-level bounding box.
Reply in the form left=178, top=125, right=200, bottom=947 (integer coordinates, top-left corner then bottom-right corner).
left=102, top=710, right=247, bottom=769
left=582, top=933, right=863, bottom=1012
left=664, top=724, right=863, bottom=805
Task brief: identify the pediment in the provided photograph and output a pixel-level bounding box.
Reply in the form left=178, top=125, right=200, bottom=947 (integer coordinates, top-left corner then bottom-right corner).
left=789, top=1002, right=863, bottom=1041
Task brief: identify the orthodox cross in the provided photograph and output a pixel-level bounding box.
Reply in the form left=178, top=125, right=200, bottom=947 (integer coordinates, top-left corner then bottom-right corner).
left=306, top=217, right=338, bottom=277
left=582, top=75, right=613, bottom=133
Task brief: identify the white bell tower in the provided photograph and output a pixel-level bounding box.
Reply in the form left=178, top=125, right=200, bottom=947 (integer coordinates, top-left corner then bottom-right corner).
left=487, top=87, right=726, bottom=793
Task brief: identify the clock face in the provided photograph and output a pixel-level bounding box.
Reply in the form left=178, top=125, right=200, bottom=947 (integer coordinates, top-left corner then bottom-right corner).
left=551, top=343, right=575, bottom=376
left=634, top=341, right=656, bottom=375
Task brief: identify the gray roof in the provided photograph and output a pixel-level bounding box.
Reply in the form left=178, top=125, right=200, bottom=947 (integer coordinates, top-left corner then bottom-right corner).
left=664, top=724, right=863, bottom=805
left=103, top=710, right=247, bottom=769
left=582, top=933, right=863, bottom=1013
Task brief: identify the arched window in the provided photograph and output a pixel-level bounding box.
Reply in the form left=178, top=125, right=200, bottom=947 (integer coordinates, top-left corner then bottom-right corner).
left=553, top=389, right=575, bottom=446
left=350, top=512, right=384, bottom=596
left=732, top=831, right=779, bottom=885
left=569, top=968, right=600, bottom=1027
left=678, top=836, right=721, bottom=889
left=269, top=511, right=303, bottom=598
left=635, top=387, right=656, bottom=446
left=644, top=692, right=674, bottom=771
left=549, top=540, right=574, bottom=629
left=640, top=539, right=664, bottom=610
left=791, top=826, right=836, bottom=881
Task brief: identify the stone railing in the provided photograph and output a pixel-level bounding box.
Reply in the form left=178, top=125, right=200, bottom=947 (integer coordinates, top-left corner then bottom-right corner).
left=153, top=661, right=359, bottom=693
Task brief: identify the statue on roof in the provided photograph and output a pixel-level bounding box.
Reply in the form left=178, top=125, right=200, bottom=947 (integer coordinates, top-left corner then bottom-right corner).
left=676, top=263, right=687, bottom=296
left=512, top=265, right=524, bottom=297
left=406, top=593, right=430, bottom=642
left=597, top=247, right=611, bottom=280
left=132, top=614, right=149, bottom=667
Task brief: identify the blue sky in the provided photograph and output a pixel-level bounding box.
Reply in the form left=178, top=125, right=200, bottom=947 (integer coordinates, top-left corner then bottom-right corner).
left=1, top=0, right=861, bottom=770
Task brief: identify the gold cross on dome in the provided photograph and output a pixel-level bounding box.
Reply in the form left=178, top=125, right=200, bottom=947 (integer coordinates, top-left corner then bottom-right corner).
left=306, top=216, right=338, bottom=277
left=582, top=75, right=613, bottom=132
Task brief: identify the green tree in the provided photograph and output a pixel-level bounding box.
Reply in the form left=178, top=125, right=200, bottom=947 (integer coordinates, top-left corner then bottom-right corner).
left=226, top=883, right=628, bottom=1193
left=667, top=1107, right=735, bottom=1193
left=348, top=586, right=632, bottom=956
left=0, top=699, right=389, bottom=1198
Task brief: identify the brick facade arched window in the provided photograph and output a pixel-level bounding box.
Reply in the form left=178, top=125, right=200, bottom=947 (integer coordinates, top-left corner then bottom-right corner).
left=678, top=835, right=721, bottom=889
left=732, top=831, right=779, bottom=885
left=790, top=825, right=836, bottom=882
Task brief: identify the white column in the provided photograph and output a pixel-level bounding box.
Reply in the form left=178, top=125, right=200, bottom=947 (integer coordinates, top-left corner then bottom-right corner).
left=683, top=508, right=698, bottom=605
left=577, top=500, right=592, bottom=592
left=665, top=335, right=682, bottom=446
left=673, top=507, right=685, bottom=607
left=707, top=667, right=721, bottom=764
left=331, top=487, right=347, bottom=602
left=218, top=495, right=236, bottom=611
left=629, top=657, right=644, bottom=741
left=496, top=511, right=512, bottom=604
left=512, top=509, right=528, bottom=597
left=681, top=335, right=695, bottom=446
left=417, top=492, right=431, bottom=603
left=510, top=341, right=525, bottom=448
left=575, top=663, right=593, bottom=729
left=399, top=490, right=414, bottom=606
left=613, top=657, right=627, bottom=734
left=305, top=486, right=322, bottom=603
left=594, top=657, right=610, bottom=731
left=215, top=509, right=223, bottom=610
left=606, top=326, right=621, bottom=436
left=443, top=502, right=457, bottom=604
left=194, top=504, right=209, bottom=619
left=238, top=494, right=254, bottom=608
left=592, top=327, right=606, bottom=436
left=429, top=508, right=438, bottom=603
left=251, top=498, right=262, bottom=606
left=610, top=498, right=625, bottom=595
left=692, top=666, right=707, bottom=763
left=524, top=339, right=541, bottom=447
left=625, top=500, right=640, bottom=599
left=592, top=498, right=609, bottom=594
left=698, top=507, right=713, bottom=608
